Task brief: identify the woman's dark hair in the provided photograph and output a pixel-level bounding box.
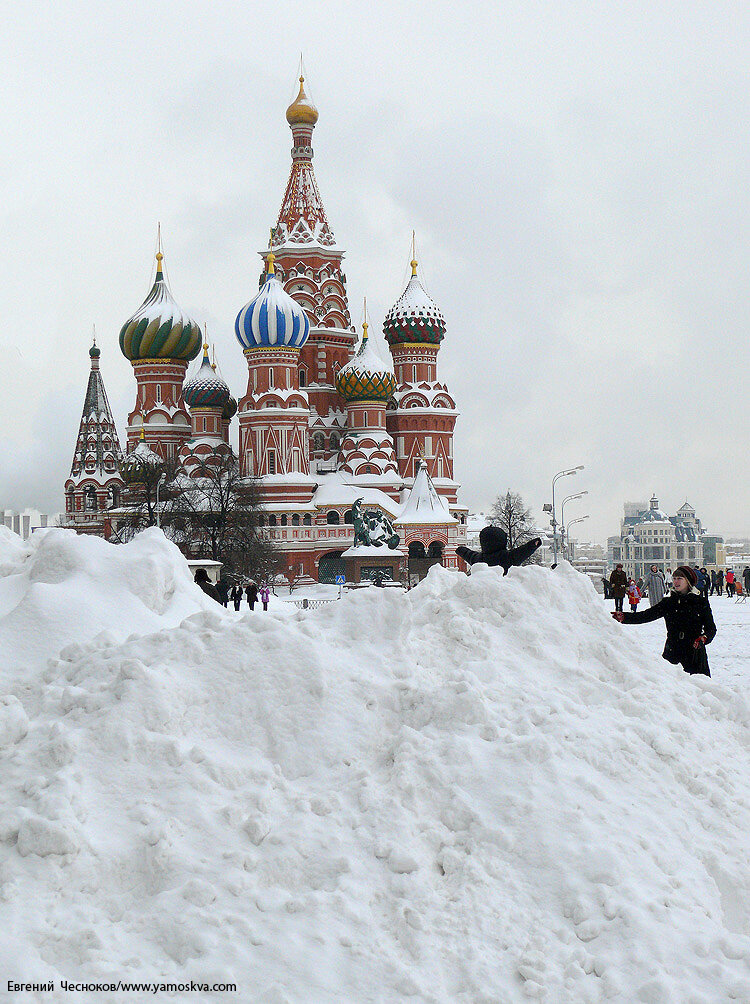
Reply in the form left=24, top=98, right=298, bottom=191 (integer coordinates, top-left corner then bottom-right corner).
left=194, top=568, right=209, bottom=583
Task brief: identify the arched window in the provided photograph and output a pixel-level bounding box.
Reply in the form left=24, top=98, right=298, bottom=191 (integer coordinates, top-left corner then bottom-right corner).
left=85, top=487, right=97, bottom=511
left=299, top=368, right=307, bottom=387
left=303, top=514, right=312, bottom=526
left=268, top=514, right=277, bottom=527
left=110, top=486, right=120, bottom=507
left=268, top=368, right=274, bottom=389
left=267, top=451, right=276, bottom=475
left=427, top=541, right=444, bottom=559
left=344, top=509, right=354, bottom=525
left=281, top=514, right=288, bottom=526
left=292, top=514, right=300, bottom=526
left=412, top=364, right=417, bottom=382
left=326, top=510, right=340, bottom=525
left=313, top=433, right=325, bottom=453
left=408, top=541, right=426, bottom=559
left=156, top=384, right=162, bottom=403
left=329, top=432, right=339, bottom=452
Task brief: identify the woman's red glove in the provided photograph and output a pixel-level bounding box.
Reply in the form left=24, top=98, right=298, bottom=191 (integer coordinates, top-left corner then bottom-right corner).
left=693, top=635, right=708, bottom=649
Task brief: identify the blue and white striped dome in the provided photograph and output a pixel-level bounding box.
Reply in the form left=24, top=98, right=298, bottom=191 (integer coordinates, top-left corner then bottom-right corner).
left=235, top=266, right=310, bottom=352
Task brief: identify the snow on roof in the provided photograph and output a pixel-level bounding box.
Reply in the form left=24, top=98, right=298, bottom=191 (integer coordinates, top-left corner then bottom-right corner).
left=311, top=472, right=399, bottom=515
left=341, top=544, right=404, bottom=557
left=396, top=463, right=455, bottom=525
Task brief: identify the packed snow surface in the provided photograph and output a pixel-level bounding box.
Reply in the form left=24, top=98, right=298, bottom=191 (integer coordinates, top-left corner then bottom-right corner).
left=1, top=529, right=749, bottom=1003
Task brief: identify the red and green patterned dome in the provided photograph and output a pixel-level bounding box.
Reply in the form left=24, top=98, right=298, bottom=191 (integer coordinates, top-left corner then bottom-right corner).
left=120, top=250, right=202, bottom=362
left=183, top=345, right=231, bottom=410
left=383, top=259, right=446, bottom=346
left=336, top=323, right=397, bottom=402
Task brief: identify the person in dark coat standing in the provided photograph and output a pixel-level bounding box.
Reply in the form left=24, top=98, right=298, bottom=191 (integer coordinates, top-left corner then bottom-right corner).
left=216, top=577, right=229, bottom=607
left=601, top=577, right=611, bottom=599
left=246, top=581, right=258, bottom=610
left=716, top=568, right=724, bottom=596
left=609, top=564, right=628, bottom=613
left=709, top=569, right=717, bottom=596
left=230, top=584, right=243, bottom=611
left=698, top=568, right=710, bottom=599
left=612, top=565, right=716, bottom=676
left=194, top=568, right=221, bottom=603
left=743, top=566, right=750, bottom=595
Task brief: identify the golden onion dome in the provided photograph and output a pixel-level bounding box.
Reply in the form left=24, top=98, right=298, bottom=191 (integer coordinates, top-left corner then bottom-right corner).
left=286, top=76, right=319, bottom=126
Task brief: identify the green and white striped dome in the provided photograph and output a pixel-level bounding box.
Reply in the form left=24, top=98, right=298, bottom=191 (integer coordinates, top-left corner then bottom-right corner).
left=119, top=251, right=202, bottom=362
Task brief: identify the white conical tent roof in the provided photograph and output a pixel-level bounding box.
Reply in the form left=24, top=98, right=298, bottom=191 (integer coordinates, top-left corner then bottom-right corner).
left=396, top=463, right=455, bottom=525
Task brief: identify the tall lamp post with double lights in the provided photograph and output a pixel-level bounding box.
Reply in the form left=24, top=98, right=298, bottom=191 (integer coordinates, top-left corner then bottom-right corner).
left=550, top=466, right=584, bottom=564
left=565, top=515, right=589, bottom=560
left=560, top=490, right=588, bottom=559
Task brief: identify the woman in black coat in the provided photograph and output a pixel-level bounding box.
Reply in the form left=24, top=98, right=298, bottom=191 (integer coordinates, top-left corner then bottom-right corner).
left=612, top=565, right=716, bottom=676
left=230, top=585, right=243, bottom=611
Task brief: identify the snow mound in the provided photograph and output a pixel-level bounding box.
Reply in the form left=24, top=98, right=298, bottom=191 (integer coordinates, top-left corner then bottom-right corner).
left=0, top=527, right=224, bottom=675
left=1, top=545, right=749, bottom=1002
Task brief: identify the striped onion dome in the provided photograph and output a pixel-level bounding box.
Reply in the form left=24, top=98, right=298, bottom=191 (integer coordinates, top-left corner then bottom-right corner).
left=235, top=253, right=310, bottom=351
left=383, top=259, right=446, bottom=346
left=183, top=345, right=231, bottom=409
left=119, top=251, right=202, bottom=362
left=336, top=322, right=397, bottom=403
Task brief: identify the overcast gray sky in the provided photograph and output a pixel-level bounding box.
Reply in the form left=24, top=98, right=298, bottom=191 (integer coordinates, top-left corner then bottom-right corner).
left=1, top=0, right=748, bottom=542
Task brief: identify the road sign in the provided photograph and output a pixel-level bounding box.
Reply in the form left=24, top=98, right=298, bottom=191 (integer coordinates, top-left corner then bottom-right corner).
left=335, top=574, right=345, bottom=585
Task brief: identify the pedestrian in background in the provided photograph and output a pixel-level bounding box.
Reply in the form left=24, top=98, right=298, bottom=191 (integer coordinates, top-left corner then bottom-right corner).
left=726, top=569, right=736, bottom=598
left=609, top=564, right=628, bottom=613
left=709, top=569, right=717, bottom=596
left=246, top=580, right=258, bottom=611
left=231, top=584, right=243, bottom=611
left=643, top=564, right=666, bottom=607
left=627, top=579, right=642, bottom=613
left=716, top=568, right=724, bottom=596
left=699, top=567, right=710, bottom=599
left=260, top=583, right=270, bottom=611
left=743, top=566, right=750, bottom=595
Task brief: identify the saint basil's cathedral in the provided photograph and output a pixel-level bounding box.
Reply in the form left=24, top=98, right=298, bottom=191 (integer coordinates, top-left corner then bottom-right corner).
left=64, top=77, right=468, bottom=582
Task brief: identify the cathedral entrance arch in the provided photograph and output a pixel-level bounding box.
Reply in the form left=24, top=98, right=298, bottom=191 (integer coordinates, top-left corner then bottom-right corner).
left=318, top=550, right=346, bottom=584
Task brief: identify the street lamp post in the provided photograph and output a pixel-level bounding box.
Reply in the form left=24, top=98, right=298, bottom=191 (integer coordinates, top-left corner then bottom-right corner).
left=551, top=467, right=584, bottom=564
left=565, top=515, right=589, bottom=560
left=560, top=491, right=588, bottom=561
left=156, top=473, right=167, bottom=528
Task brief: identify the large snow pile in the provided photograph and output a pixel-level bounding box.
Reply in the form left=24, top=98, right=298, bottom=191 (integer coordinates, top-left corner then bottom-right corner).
left=1, top=531, right=749, bottom=1003
left=0, top=526, right=222, bottom=673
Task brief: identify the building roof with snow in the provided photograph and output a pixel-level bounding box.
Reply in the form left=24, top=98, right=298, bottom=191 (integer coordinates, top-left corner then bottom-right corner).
left=396, top=463, right=455, bottom=525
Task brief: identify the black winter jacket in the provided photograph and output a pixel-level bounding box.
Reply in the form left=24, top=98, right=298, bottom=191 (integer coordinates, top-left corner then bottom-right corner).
left=623, top=587, right=716, bottom=672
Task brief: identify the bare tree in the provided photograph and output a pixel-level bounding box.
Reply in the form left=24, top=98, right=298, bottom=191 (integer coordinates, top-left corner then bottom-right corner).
left=115, top=448, right=181, bottom=537
left=490, top=491, right=540, bottom=562
left=167, top=451, right=281, bottom=582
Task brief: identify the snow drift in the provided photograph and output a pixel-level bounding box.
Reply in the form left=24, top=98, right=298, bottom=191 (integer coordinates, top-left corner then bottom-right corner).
left=1, top=529, right=749, bottom=1003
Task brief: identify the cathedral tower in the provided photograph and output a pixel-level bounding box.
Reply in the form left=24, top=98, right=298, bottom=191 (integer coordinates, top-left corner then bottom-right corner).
left=119, top=245, right=202, bottom=458
left=235, top=250, right=314, bottom=504
left=384, top=252, right=459, bottom=505
left=265, top=76, right=355, bottom=466
left=64, top=337, right=124, bottom=532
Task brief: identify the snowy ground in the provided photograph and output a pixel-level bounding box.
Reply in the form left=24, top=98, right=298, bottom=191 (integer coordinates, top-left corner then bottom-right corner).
left=0, top=528, right=749, bottom=1003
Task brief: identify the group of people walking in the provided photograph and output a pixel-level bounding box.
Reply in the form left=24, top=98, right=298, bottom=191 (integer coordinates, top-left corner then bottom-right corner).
left=193, top=569, right=271, bottom=611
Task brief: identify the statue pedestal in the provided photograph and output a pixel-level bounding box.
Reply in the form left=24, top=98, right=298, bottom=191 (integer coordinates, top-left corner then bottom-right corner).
left=342, top=545, right=405, bottom=584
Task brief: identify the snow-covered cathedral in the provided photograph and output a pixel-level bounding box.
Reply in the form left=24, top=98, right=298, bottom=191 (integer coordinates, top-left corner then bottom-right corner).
left=63, top=76, right=467, bottom=582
